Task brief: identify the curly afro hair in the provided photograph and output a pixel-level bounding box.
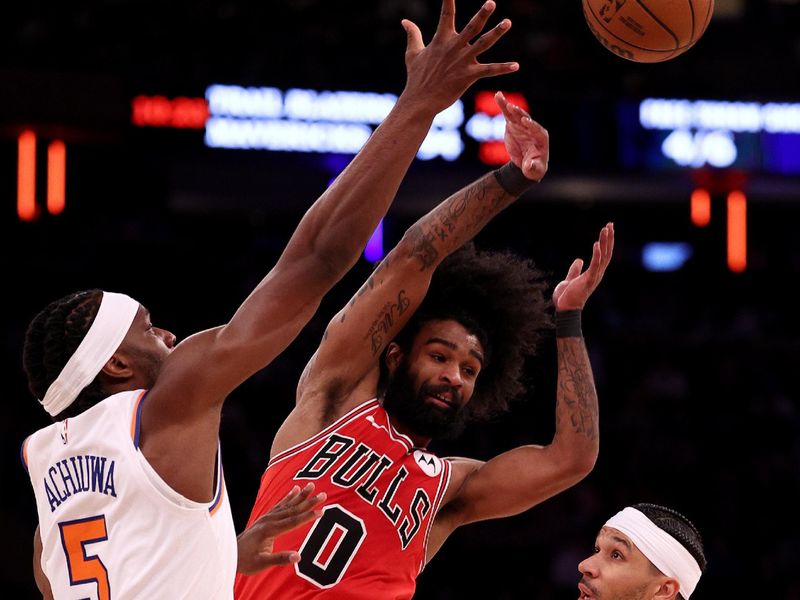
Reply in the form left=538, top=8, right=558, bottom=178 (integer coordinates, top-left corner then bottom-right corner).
left=380, top=242, right=552, bottom=422
left=23, top=289, right=107, bottom=421
left=632, top=502, right=707, bottom=599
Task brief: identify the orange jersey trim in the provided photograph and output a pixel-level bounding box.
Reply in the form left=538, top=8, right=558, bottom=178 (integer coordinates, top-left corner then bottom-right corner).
left=209, top=455, right=225, bottom=516
left=20, top=436, right=31, bottom=472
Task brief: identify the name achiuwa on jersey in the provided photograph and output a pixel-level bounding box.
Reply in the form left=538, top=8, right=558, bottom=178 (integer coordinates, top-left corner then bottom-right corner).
left=42, top=454, right=117, bottom=512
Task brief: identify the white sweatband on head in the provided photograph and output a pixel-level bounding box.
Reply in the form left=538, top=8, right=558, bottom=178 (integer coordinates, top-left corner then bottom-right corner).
left=605, top=507, right=701, bottom=599
left=40, top=292, right=140, bottom=417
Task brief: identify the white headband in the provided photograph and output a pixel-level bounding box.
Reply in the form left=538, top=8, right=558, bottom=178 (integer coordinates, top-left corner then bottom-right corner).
left=40, top=292, right=140, bottom=417
left=605, top=507, right=701, bottom=599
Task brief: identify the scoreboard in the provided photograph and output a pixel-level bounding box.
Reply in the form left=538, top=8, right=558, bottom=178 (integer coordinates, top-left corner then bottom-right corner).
left=618, top=97, right=800, bottom=175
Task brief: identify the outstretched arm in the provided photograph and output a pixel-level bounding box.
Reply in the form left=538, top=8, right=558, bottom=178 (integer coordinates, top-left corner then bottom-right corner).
left=151, top=0, right=519, bottom=404
left=266, top=0, right=520, bottom=293
left=141, top=0, right=522, bottom=502
left=431, top=224, right=614, bottom=540
left=286, top=94, right=549, bottom=441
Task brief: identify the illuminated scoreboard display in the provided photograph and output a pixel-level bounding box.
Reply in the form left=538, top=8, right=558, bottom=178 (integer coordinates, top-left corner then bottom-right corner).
left=133, top=85, right=529, bottom=167
left=618, top=98, right=800, bottom=174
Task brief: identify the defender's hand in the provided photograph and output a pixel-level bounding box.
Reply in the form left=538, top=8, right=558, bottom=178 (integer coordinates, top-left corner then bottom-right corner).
left=401, top=0, right=519, bottom=115
left=236, top=483, right=326, bottom=575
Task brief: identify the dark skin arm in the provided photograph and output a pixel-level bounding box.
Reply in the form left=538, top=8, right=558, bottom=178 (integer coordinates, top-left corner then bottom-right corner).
left=273, top=93, right=550, bottom=454
left=130, top=0, right=521, bottom=502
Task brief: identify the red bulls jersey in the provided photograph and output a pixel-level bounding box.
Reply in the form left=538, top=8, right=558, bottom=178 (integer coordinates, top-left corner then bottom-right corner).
left=235, top=399, right=452, bottom=600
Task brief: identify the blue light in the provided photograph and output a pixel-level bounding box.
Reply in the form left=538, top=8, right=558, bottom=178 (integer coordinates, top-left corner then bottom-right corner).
left=763, top=133, right=800, bottom=175
left=642, top=242, right=693, bottom=272
left=364, top=219, right=384, bottom=263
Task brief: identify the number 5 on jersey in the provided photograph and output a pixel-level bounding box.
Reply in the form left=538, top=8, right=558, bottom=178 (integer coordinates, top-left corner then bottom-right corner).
left=58, top=515, right=111, bottom=600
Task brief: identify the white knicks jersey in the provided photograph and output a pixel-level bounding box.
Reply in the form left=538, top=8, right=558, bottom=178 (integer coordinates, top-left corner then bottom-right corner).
left=22, top=389, right=237, bottom=600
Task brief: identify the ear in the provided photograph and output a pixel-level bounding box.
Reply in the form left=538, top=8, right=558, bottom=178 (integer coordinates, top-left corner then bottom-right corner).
left=100, top=352, right=134, bottom=380
left=385, top=343, right=404, bottom=373
left=653, top=577, right=680, bottom=600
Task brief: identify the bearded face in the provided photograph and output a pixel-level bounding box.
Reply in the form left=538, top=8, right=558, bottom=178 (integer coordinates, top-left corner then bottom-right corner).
left=381, top=358, right=470, bottom=441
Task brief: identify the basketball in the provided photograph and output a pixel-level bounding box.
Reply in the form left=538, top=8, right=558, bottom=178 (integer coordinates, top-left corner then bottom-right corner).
left=582, top=0, right=714, bottom=63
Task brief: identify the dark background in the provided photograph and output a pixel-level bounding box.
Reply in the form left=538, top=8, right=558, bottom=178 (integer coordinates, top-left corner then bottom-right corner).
left=2, top=1, right=799, bottom=597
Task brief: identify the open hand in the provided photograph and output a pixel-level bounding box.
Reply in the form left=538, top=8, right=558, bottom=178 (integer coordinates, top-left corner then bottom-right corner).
left=496, top=91, right=549, bottom=182
left=401, top=0, right=519, bottom=114
left=236, top=483, right=326, bottom=575
left=553, top=223, right=614, bottom=312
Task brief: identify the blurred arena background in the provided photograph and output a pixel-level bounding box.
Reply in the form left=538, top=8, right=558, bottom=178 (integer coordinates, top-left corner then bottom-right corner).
left=2, top=1, right=799, bottom=597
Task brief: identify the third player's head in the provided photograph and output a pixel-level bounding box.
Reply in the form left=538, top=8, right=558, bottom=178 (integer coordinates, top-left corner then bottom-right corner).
left=379, top=244, right=551, bottom=441
left=23, top=289, right=176, bottom=421
left=578, top=503, right=707, bottom=600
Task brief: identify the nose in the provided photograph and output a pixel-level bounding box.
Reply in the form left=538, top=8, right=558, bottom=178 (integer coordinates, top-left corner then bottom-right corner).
left=578, top=555, right=598, bottom=578
left=440, top=363, right=463, bottom=388
left=157, top=328, right=177, bottom=349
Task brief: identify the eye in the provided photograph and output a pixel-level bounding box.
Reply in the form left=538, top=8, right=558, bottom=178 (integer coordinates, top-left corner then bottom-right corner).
left=611, top=550, right=624, bottom=560
left=593, top=546, right=600, bottom=554
left=462, top=366, right=476, bottom=377
left=430, top=353, right=445, bottom=362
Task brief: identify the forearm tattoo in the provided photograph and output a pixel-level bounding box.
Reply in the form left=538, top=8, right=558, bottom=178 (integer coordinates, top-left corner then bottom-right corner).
left=337, top=257, right=391, bottom=325
left=556, top=338, right=599, bottom=440
left=365, top=290, right=411, bottom=355
left=406, top=174, right=511, bottom=272
left=344, top=174, right=513, bottom=357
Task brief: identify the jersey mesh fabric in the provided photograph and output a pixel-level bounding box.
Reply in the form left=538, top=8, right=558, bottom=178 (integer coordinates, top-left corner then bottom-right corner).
left=234, top=400, right=452, bottom=600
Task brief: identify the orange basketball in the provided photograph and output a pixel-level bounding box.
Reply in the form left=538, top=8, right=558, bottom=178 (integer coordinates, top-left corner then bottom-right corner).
left=582, top=0, right=714, bottom=63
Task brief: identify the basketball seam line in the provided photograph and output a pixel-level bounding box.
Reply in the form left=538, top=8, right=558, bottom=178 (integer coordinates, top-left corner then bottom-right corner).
left=585, top=2, right=690, bottom=54
left=634, top=0, right=680, bottom=47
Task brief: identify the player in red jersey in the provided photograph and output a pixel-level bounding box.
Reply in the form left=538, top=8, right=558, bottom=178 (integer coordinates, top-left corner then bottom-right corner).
left=235, top=92, right=615, bottom=597
left=235, top=21, right=614, bottom=600
left=23, top=0, right=523, bottom=595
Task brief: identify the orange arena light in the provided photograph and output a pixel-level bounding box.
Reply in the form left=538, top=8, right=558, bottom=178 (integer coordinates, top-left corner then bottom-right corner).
left=727, top=190, right=747, bottom=273
left=17, top=130, right=37, bottom=222
left=47, top=140, right=66, bottom=215
left=690, top=188, right=711, bottom=227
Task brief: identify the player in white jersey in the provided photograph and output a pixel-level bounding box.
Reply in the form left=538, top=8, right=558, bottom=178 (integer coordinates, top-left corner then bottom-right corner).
left=23, top=389, right=238, bottom=599
left=20, top=2, right=523, bottom=597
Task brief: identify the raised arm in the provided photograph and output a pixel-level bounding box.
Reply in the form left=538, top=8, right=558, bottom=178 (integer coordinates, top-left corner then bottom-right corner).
left=152, top=0, right=520, bottom=405
left=140, top=1, right=521, bottom=502
left=429, top=224, right=614, bottom=546
left=287, top=94, right=549, bottom=439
